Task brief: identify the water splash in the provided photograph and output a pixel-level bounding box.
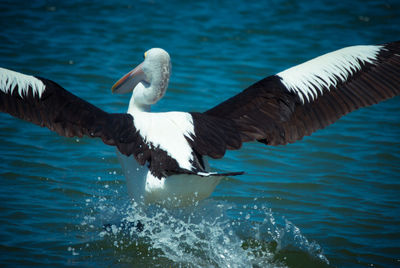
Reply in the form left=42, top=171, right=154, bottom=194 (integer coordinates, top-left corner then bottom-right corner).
left=88, top=195, right=329, bottom=267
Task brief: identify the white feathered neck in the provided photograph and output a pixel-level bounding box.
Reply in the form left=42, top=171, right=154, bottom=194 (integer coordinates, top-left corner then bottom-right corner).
left=129, top=48, right=171, bottom=113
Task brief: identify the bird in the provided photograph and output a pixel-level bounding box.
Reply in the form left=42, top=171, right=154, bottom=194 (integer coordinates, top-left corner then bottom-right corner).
left=0, top=41, right=399, bottom=208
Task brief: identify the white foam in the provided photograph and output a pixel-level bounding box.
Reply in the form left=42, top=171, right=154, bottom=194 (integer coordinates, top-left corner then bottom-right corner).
left=92, top=196, right=329, bottom=267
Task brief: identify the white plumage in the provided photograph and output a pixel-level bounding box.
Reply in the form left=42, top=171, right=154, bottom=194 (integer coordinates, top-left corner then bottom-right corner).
left=131, top=111, right=195, bottom=171
left=0, top=67, right=46, bottom=98
left=277, top=45, right=383, bottom=103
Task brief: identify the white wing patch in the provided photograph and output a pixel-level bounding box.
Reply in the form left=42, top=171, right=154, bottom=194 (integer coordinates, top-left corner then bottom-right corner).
left=0, top=68, right=46, bottom=98
left=132, top=111, right=195, bottom=170
left=277, top=45, right=383, bottom=103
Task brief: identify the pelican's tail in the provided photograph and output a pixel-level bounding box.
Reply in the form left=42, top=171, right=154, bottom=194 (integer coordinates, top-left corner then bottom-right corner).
left=196, top=171, right=244, bottom=177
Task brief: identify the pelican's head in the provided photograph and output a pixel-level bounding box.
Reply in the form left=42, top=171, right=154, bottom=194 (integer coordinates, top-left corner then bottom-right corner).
left=112, top=48, right=171, bottom=108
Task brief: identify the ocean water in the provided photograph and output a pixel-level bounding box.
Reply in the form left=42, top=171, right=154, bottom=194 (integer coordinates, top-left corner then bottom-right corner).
left=0, top=0, right=399, bottom=267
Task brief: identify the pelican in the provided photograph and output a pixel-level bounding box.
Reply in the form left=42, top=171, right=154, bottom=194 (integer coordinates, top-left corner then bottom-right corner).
left=0, top=41, right=399, bottom=207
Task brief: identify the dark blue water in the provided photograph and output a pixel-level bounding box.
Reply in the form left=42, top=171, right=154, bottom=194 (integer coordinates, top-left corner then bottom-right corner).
left=0, top=0, right=399, bottom=267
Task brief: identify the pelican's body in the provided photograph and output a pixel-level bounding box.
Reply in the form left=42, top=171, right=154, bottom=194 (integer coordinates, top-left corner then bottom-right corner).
left=110, top=50, right=226, bottom=206
left=0, top=42, right=399, bottom=208
left=117, top=110, right=221, bottom=206
left=117, top=151, right=220, bottom=207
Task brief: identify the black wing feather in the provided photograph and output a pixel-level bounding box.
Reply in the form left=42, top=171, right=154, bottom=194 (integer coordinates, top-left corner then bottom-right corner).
left=0, top=74, right=187, bottom=178
left=0, top=76, right=129, bottom=145
left=194, top=41, right=400, bottom=159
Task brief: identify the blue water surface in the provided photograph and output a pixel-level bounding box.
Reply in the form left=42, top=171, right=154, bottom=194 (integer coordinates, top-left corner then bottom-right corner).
left=0, top=0, right=399, bottom=267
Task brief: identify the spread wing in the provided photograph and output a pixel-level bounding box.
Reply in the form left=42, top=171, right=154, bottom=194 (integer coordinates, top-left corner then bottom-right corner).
left=189, top=41, right=400, bottom=159
left=0, top=68, right=187, bottom=178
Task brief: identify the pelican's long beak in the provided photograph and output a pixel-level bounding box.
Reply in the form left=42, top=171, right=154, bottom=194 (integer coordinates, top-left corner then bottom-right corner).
left=111, top=62, right=146, bottom=94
